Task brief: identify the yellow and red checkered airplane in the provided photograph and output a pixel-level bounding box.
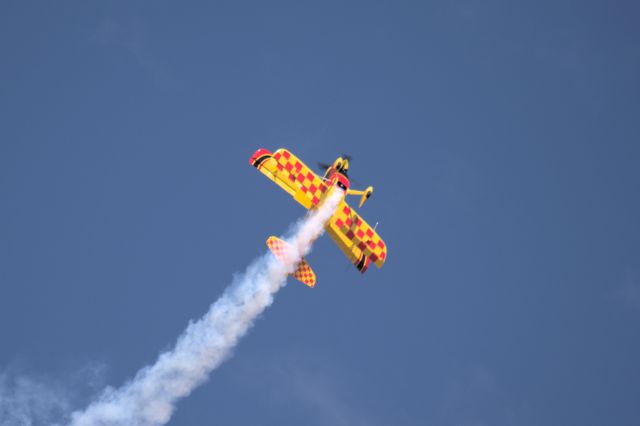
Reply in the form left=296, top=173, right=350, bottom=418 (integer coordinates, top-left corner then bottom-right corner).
left=250, top=148, right=387, bottom=287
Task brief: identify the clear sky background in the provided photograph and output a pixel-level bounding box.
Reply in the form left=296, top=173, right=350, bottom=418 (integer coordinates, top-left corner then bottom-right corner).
left=1, top=1, right=639, bottom=425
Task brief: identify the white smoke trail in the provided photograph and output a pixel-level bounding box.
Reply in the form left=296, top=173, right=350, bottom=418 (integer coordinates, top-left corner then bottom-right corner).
left=65, top=190, right=343, bottom=426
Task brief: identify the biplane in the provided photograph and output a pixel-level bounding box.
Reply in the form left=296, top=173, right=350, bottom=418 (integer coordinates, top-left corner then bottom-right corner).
left=249, top=148, right=387, bottom=287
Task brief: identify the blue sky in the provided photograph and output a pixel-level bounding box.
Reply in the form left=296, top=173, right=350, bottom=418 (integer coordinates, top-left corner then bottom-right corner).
left=1, top=1, right=639, bottom=425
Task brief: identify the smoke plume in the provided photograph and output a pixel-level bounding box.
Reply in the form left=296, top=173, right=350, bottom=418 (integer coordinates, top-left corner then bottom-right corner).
left=65, top=190, right=343, bottom=426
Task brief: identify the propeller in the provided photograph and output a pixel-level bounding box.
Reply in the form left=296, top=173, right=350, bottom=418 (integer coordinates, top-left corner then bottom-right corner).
left=317, top=155, right=354, bottom=176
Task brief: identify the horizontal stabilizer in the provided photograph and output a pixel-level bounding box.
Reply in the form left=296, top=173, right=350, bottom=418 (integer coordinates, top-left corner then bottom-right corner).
left=266, top=236, right=316, bottom=287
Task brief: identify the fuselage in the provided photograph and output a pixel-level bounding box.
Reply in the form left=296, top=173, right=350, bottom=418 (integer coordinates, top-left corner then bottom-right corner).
left=315, top=167, right=349, bottom=211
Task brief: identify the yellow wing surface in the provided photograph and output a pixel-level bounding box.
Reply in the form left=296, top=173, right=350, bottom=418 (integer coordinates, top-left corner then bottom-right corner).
left=324, top=201, right=387, bottom=273
left=250, top=148, right=328, bottom=209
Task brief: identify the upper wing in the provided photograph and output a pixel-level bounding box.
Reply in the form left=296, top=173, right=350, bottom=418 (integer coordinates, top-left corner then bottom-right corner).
left=324, top=200, right=387, bottom=272
left=250, top=148, right=328, bottom=209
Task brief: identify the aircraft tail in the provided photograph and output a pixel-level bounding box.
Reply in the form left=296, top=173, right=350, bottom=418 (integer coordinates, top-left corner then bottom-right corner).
left=266, top=236, right=316, bottom=287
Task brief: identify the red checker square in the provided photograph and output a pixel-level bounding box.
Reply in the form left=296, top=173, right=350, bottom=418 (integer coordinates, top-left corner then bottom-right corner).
left=380, top=252, right=386, bottom=259
left=366, top=229, right=374, bottom=237
left=277, top=163, right=284, bottom=171
left=300, top=186, right=308, bottom=193
left=358, top=242, right=367, bottom=251
left=288, top=173, right=296, bottom=181
left=283, top=151, right=291, bottom=159
left=343, top=206, right=351, bottom=215
left=312, top=196, right=320, bottom=205
left=285, top=162, right=293, bottom=171
left=297, top=173, right=305, bottom=183
left=345, top=218, right=352, bottom=227
left=308, top=184, right=317, bottom=193
left=320, top=185, right=327, bottom=193
left=346, top=230, right=355, bottom=239
left=274, top=153, right=281, bottom=160
left=370, top=253, right=379, bottom=262
left=378, top=240, right=385, bottom=248
left=335, top=219, right=344, bottom=228
left=356, top=230, right=365, bottom=238
left=306, top=171, right=315, bottom=180
left=295, top=161, right=302, bottom=171
left=355, top=218, right=362, bottom=226
left=368, top=240, right=376, bottom=249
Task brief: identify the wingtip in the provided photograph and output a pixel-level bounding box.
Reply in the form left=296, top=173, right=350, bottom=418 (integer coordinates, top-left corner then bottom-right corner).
left=249, top=148, right=272, bottom=167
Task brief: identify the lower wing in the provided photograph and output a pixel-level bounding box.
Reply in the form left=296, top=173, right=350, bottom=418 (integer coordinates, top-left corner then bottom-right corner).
left=325, top=201, right=387, bottom=273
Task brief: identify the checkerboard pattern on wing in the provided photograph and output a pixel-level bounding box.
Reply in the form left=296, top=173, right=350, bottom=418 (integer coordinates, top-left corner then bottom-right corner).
left=331, top=202, right=387, bottom=267
left=272, top=149, right=328, bottom=206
